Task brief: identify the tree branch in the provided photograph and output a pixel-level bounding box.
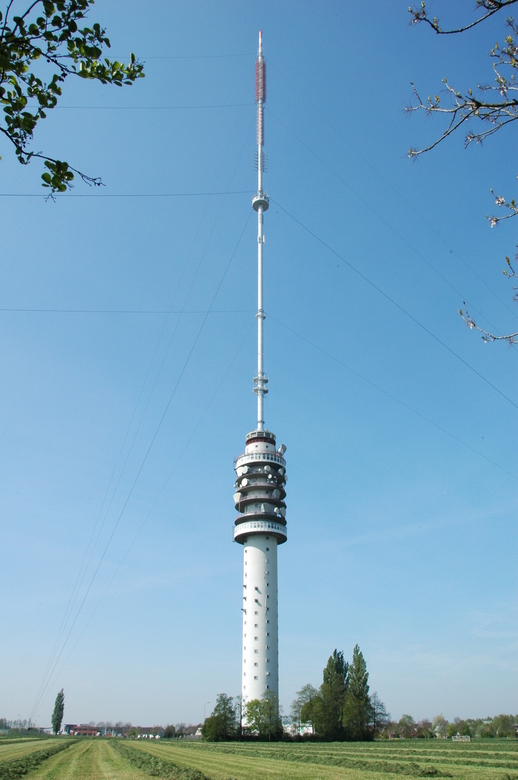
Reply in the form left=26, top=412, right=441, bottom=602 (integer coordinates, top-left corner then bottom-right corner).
left=409, top=0, right=518, bottom=35
left=459, top=305, right=518, bottom=343
left=459, top=256, right=518, bottom=342
left=409, top=3, right=518, bottom=344
left=0, top=0, right=144, bottom=193
left=17, top=0, right=41, bottom=26
left=0, top=0, right=16, bottom=42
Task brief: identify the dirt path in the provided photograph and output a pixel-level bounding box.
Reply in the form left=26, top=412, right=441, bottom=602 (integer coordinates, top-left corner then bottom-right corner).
left=26, top=739, right=151, bottom=779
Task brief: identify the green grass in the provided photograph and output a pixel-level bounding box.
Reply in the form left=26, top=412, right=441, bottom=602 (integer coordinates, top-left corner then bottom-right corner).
left=25, top=740, right=150, bottom=779
left=111, top=740, right=210, bottom=779
left=0, top=738, right=47, bottom=744
left=1, top=737, right=514, bottom=780
left=0, top=738, right=73, bottom=779
left=129, top=739, right=518, bottom=780
left=0, top=739, right=57, bottom=761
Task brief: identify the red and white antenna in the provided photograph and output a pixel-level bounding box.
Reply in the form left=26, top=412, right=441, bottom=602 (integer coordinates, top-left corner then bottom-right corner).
left=255, top=31, right=266, bottom=149
left=252, top=30, right=269, bottom=431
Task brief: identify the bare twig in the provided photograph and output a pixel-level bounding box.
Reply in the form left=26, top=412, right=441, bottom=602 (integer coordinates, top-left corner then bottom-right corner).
left=409, top=0, right=518, bottom=35
left=459, top=304, right=518, bottom=343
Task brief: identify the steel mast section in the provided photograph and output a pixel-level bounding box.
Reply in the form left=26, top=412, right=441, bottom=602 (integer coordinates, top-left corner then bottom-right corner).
left=233, top=32, right=288, bottom=711
left=253, top=29, right=269, bottom=431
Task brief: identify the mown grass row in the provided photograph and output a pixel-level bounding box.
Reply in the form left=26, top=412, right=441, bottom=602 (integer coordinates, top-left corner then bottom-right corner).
left=142, top=745, right=446, bottom=778
left=164, top=744, right=451, bottom=777
left=0, top=739, right=74, bottom=779
left=112, top=740, right=212, bottom=780
left=180, top=741, right=518, bottom=753
left=0, top=740, right=58, bottom=762
left=144, top=739, right=518, bottom=780
left=175, top=741, right=518, bottom=770
left=179, top=741, right=518, bottom=756
left=0, top=740, right=45, bottom=746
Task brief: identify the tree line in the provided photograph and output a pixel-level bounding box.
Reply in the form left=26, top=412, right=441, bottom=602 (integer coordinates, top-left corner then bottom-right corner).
left=202, top=644, right=389, bottom=741
left=201, top=645, right=518, bottom=742
left=382, top=713, right=518, bottom=740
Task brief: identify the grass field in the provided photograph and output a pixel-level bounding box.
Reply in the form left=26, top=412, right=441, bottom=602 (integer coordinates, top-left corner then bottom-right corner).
left=125, top=739, right=518, bottom=780
left=0, top=738, right=57, bottom=761
left=25, top=740, right=150, bottom=779
left=0, top=738, right=73, bottom=779
left=0, top=737, right=513, bottom=780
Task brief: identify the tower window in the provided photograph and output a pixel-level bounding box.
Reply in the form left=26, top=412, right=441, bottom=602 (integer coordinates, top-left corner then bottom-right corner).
left=266, top=547, right=269, bottom=551
left=254, top=650, right=258, bottom=654
left=266, top=685, right=270, bottom=689
left=254, top=663, right=258, bottom=667
left=254, top=676, right=258, bottom=680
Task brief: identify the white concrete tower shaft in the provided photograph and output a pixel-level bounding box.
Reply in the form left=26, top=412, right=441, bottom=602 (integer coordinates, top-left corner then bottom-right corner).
left=233, top=32, right=288, bottom=711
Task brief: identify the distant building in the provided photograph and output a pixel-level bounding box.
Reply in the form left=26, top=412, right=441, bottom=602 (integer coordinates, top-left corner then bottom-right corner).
left=137, top=727, right=164, bottom=739
left=286, top=723, right=313, bottom=737
left=181, top=724, right=202, bottom=739
left=64, top=724, right=98, bottom=737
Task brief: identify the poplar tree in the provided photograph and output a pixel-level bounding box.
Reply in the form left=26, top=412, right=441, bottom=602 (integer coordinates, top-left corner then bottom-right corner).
left=320, top=649, right=349, bottom=740
left=51, top=688, right=64, bottom=734
left=342, top=644, right=371, bottom=740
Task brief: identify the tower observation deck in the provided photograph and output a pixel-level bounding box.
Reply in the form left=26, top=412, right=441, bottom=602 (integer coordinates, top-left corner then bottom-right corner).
left=233, top=32, right=288, bottom=708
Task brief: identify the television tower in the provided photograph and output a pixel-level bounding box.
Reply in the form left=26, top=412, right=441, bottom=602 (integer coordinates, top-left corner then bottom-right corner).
left=233, top=31, right=288, bottom=708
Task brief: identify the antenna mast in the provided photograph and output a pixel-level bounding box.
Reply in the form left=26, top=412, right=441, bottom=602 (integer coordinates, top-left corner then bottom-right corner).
left=252, top=30, right=269, bottom=431
left=233, top=33, right=287, bottom=711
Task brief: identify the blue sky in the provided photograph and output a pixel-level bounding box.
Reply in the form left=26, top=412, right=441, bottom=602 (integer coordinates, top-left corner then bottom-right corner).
left=1, top=0, right=516, bottom=727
